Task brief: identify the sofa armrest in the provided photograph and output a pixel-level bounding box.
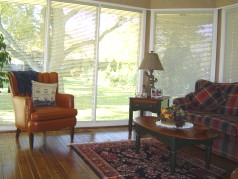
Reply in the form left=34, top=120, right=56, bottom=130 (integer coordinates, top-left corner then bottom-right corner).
left=173, top=97, right=186, bottom=105
left=56, top=93, right=74, bottom=109
left=173, top=97, right=192, bottom=110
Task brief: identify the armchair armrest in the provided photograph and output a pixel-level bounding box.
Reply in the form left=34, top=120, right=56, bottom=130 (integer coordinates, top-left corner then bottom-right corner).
left=12, top=96, right=34, bottom=129
left=56, top=93, right=75, bottom=108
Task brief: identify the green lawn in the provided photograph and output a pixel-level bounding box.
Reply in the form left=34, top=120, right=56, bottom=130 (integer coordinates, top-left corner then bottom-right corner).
left=0, top=77, right=135, bottom=124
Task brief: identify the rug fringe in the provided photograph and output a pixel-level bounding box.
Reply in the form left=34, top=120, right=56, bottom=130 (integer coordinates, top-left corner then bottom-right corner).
left=67, top=139, right=137, bottom=146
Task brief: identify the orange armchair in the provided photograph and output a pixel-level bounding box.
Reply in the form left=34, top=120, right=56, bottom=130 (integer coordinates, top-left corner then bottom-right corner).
left=7, top=71, right=77, bottom=149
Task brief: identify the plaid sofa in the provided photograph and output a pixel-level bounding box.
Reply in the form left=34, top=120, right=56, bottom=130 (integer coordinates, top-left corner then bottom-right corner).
left=173, top=79, right=238, bottom=162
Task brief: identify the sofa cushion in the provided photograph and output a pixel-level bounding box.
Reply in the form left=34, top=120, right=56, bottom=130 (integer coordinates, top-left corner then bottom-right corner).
left=189, top=110, right=238, bottom=136
left=32, top=81, right=57, bottom=106
left=189, top=85, right=226, bottom=111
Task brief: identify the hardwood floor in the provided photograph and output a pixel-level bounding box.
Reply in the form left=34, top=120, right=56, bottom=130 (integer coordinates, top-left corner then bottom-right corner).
left=0, top=127, right=237, bottom=179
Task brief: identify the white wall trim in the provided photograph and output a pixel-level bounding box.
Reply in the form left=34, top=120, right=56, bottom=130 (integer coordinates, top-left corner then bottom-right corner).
left=210, top=9, right=218, bottom=82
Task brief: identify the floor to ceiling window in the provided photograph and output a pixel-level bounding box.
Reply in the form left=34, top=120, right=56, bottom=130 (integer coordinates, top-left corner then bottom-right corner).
left=96, top=7, right=142, bottom=121
left=0, top=0, right=46, bottom=126
left=151, top=10, right=217, bottom=101
left=0, top=0, right=144, bottom=127
left=49, top=2, right=143, bottom=125
left=219, top=5, right=238, bottom=82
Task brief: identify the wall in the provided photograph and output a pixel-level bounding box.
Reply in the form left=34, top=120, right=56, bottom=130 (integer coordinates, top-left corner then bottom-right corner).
left=216, top=0, right=238, bottom=8
left=98, top=0, right=238, bottom=9
left=100, top=0, right=150, bottom=8
left=150, top=0, right=215, bottom=9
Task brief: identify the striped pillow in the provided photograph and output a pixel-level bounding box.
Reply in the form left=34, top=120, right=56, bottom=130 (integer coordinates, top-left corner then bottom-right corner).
left=189, top=85, right=226, bottom=111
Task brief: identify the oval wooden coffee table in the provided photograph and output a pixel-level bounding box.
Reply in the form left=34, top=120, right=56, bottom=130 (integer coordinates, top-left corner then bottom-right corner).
left=134, top=116, right=219, bottom=174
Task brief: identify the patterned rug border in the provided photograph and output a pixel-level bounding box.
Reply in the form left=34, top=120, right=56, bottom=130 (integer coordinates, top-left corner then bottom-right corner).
left=70, top=138, right=226, bottom=179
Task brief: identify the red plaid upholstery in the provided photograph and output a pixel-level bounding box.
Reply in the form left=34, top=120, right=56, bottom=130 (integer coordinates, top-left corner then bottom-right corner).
left=189, top=110, right=238, bottom=136
left=173, top=94, right=193, bottom=110
left=216, top=84, right=238, bottom=115
left=212, top=133, right=238, bottom=162
left=189, top=85, right=226, bottom=111
left=173, top=79, right=238, bottom=162
left=194, top=80, right=238, bottom=116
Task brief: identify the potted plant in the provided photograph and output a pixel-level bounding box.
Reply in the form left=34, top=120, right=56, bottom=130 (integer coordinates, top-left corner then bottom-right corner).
left=0, top=33, right=11, bottom=89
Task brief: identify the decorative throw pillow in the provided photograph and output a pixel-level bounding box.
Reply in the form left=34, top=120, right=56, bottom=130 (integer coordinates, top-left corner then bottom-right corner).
left=32, top=81, right=57, bottom=106
left=189, top=84, right=226, bottom=111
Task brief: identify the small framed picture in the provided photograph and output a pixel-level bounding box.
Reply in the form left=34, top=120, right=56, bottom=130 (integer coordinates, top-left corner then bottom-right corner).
left=151, top=88, right=163, bottom=98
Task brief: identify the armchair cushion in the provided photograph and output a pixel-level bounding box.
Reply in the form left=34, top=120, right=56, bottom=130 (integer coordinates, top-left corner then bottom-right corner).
left=32, top=81, right=57, bottom=106
left=31, top=106, right=77, bottom=121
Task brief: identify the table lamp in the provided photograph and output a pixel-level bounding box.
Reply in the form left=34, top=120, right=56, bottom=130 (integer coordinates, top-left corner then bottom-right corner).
left=139, top=51, right=164, bottom=97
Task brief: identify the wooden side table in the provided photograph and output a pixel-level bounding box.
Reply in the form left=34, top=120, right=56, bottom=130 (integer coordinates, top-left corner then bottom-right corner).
left=128, top=96, right=170, bottom=136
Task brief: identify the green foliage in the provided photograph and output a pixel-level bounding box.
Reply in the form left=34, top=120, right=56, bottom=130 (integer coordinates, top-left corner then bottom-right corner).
left=0, top=34, right=11, bottom=88
left=105, top=61, right=136, bottom=87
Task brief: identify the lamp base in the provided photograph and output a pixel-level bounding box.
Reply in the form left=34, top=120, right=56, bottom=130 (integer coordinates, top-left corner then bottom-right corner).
left=143, top=70, right=158, bottom=98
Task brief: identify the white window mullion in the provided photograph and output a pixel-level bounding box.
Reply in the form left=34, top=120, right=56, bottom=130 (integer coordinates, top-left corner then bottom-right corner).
left=92, top=5, right=101, bottom=122
left=219, top=8, right=227, bottom=82
left=150, top=10, right=155, bottom=51
left=44, top=0, right=51, bottom=72
left=210, top=9, right=218, bottom=82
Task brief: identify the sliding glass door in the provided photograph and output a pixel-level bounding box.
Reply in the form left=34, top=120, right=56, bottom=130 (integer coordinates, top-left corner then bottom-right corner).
left=96, top=7, right=142, bottom=121
left=49, top=2, right=143, bottom=123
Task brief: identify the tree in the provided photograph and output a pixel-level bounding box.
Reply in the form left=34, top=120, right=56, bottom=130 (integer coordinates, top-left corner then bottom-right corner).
left=0, top=2, right=132, bottom=73
left=0, top=33, right=11, bottom=88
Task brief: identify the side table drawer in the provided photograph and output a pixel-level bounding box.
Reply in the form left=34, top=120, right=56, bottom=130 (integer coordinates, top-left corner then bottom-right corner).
left=132, top=102, right=155, bottom=111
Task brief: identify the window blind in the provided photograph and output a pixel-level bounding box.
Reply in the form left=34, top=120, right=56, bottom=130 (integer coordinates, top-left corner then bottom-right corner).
left=221, top=6, right=238, bottom=82
left=49, top=1, right=142, bottom=121
left=152, top=10, right=216, bottom=100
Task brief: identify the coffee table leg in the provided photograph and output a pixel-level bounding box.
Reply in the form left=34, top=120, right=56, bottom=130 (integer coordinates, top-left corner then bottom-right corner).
left=170, top=148, right=176, bottom=174
left=170, top=138, right=176, bottom=174
left=205, top=140, right=213, bottom=168
left=136, top=126, right=141, bottom=153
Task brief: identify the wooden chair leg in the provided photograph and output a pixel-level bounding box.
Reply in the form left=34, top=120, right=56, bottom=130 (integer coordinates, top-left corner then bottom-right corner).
left=16, top=128, right=21, bottom=138
left=29, top=133, right=34, bottom=149
left=70, top=127, right=74, bottom=143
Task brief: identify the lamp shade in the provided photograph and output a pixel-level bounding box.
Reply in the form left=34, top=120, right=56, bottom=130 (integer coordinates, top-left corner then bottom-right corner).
left=139, top=51, right=164, bottom=71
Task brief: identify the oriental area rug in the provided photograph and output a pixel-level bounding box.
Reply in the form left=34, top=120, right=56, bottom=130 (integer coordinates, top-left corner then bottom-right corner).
left=71, top=138, right=226, bottom=179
